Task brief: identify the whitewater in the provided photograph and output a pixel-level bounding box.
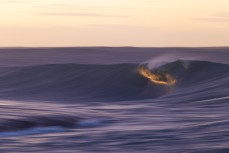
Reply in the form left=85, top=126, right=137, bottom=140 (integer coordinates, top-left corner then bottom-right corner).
left=0, top=47, right=228, bottom=153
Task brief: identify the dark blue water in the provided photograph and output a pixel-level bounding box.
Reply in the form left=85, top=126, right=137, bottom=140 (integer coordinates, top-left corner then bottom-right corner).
left=0, top=47, right=229, bottom=153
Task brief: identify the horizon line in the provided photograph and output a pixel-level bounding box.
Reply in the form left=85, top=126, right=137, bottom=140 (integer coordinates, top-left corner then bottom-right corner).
left=0, top=46, right=229, bottom=49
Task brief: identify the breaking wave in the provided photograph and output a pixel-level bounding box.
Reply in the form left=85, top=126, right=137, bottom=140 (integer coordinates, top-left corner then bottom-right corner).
left=0, top=60, right=228, bottom=102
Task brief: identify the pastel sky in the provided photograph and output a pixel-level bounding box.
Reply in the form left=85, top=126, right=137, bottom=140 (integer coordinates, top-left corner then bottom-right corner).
left=0, top=0, right=229, bottom=47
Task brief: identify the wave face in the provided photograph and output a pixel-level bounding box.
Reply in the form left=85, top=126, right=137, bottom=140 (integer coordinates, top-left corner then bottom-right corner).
left=0, top=63, right=152, bottom=102
left=0, top=48, right=229, bottom=153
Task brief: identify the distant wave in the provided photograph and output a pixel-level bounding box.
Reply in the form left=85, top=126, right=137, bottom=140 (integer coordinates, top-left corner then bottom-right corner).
left=0, top=60, right=228, bottom=102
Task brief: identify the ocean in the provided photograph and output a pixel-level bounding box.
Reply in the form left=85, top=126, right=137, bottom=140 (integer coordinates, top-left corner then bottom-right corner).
left=0, top=47, right=228, bottom=153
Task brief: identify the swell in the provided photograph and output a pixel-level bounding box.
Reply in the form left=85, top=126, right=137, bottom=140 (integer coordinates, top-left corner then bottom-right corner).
left=0, top=60, right=228, bottom=102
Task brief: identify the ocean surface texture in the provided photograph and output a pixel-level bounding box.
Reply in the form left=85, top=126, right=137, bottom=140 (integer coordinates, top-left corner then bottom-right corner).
left=0, top=47, right=228, bottom=153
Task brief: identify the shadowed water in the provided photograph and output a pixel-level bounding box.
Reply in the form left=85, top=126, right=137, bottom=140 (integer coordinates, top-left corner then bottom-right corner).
left=0, top=47, right=228, bottom=153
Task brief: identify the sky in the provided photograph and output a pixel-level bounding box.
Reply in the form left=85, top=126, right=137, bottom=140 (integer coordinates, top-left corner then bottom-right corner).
left=0, top=0, right=228, bottom=47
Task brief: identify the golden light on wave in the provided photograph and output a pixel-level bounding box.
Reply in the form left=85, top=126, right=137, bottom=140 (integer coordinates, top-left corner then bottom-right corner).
left=139, top=67, right=177, bottom=85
